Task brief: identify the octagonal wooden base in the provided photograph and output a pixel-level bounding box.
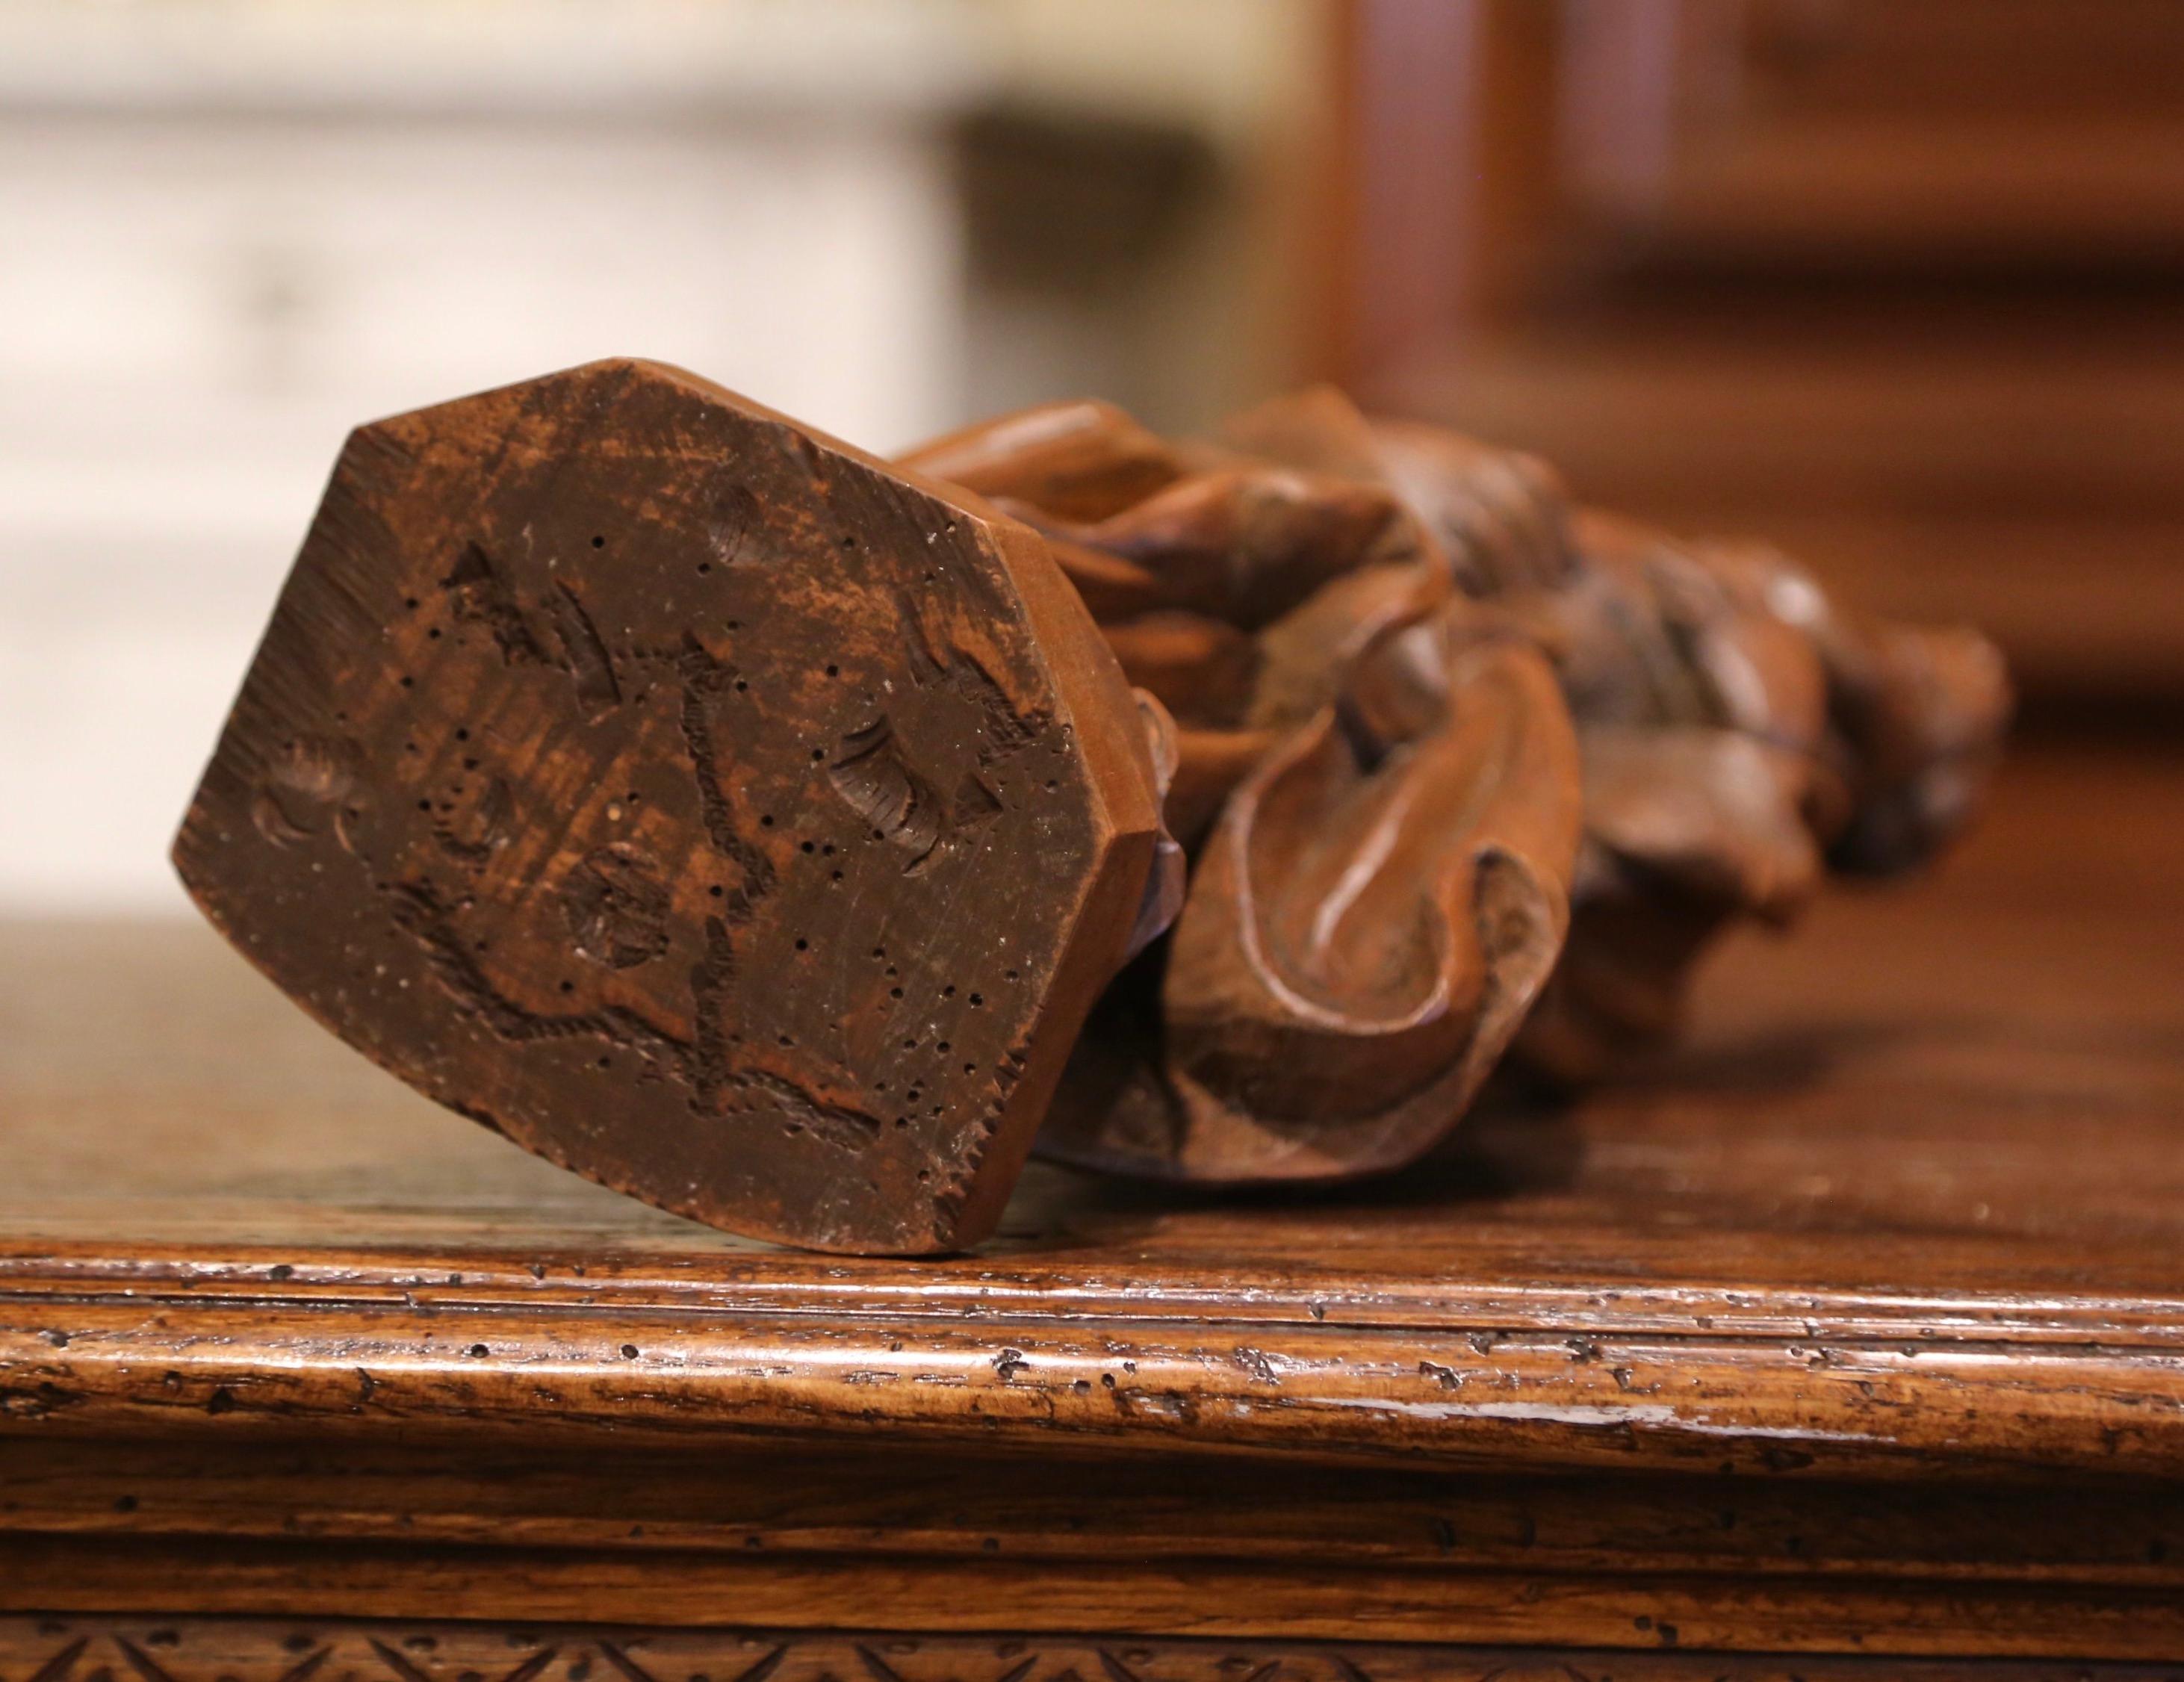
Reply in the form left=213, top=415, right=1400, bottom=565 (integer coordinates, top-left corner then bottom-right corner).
left=173, top=360, right=1158, bottom=1254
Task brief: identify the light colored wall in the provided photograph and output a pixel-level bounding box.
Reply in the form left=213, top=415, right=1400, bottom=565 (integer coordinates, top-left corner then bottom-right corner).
left=0, top=0, right=1331, bottom=913
left=1, top=0, right=986, bottom=913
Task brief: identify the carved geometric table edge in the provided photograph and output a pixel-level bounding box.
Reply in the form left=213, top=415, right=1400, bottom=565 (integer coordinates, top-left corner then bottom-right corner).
left=4, top=1616, right=2182, bottom=1682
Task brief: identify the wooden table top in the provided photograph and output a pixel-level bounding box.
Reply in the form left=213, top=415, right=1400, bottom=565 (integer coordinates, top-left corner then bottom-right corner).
left=6, top=742, right=2182, bottom=1485
left=8, top=745, right=2184, bottom=1661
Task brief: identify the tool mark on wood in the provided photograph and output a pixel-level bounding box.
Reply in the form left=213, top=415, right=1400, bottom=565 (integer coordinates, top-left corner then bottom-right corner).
left=500, top=1649, right=561, bottom=1682
left=365, top=1643, right=433, bottom=1682
left=735, top=1070, right=884, bottom=1150
left=440, top=544, right=618, bottom=716
left=252, top=736, right=364, bottom=848
left=950, top=651, right=1049, bottom=766
left=952, top=772, right=1004, bottom=835
left=114, top=1637, right=179, bottom=1682
left=686, top=913, right=740, bottom=1115
left=707, top=482, right=763, bottom=566
left=728, top=1648, right=787, bottom=1682
left=545, top=580, right=621, bottom=716
left=595, top=1642, right=657, bottom=1682
left=442, top=542, right=548, bottom=667
left=897, top=586, right=1051, bottom=766
left=394, top=880, right=835, bottom=1136
left=831, top=718, right=944, bottom=869
left=434, top=777, right=513, bottom=867
left=385, top=879, right=688, bottom=1072
left=273, top=1645, right=331, bottom=1682
left=668, top=636, right=776, bottom=913
left=560, top=843, right=671, bottom=969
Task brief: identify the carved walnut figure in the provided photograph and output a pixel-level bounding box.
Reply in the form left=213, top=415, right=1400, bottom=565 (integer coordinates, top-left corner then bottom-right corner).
left=176, top=361, right=2006, bottom=1249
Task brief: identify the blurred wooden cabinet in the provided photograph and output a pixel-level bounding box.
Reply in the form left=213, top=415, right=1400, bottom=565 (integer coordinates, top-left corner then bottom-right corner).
left=1335, top=0, right=2184, bottom=706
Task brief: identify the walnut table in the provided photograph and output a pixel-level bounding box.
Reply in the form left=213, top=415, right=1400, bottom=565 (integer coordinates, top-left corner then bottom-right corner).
left=5, top=748, right=2183, bottom=1678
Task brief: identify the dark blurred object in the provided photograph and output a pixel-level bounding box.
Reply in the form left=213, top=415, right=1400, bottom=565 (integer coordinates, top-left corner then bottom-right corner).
left=959, top=105, right=1218, bottom=290
left=1324, top=0, right=2184, bottom=720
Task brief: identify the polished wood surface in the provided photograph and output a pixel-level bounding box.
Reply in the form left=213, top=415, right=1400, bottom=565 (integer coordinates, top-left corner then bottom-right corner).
left=5, top=745, right=2183, bottom=1660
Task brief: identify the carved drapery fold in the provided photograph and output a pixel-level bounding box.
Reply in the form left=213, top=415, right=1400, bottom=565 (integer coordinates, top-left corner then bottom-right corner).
left=908, top=404, right=1585, bottom=1179
left=908, top=385, right=2008, bottom=1173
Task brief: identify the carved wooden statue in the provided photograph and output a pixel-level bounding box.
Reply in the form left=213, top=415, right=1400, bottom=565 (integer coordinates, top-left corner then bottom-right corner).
left=904, top=386, right=2008, bottom=1161
left=175, top=360, right=2007, bottom=1254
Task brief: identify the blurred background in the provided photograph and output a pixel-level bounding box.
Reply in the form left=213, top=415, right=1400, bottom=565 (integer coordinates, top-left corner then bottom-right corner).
left=4, top=0, right=2179, bottom=912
